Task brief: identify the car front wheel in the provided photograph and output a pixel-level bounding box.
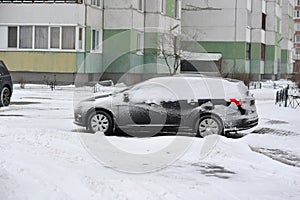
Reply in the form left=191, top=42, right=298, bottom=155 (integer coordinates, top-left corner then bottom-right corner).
left=196, top=115, right=224, bottom=137
left=0, top=87, right=11, bottom=107
left=88, top=111, right=113, bottom=135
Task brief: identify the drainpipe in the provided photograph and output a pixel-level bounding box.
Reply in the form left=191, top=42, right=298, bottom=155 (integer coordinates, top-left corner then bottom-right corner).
left=101, top=0, right=105, bottom=80
left=84, top=0, right=87, bottom=74
left=233, top=0, right=238, bottom=75
left=143, top=0, right=146, bottom=79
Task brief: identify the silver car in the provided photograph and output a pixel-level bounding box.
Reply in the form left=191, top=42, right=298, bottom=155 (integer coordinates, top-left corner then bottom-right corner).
left=74, top=75, right=258, bottom=137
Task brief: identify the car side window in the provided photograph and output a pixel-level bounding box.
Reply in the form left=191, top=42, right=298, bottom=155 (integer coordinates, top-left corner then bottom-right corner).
left=129, top=83, right=176, bottom=103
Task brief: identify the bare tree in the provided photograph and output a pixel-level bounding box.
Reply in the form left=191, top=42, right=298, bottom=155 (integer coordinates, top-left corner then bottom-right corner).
left=159, top=33, right=181, bottom=76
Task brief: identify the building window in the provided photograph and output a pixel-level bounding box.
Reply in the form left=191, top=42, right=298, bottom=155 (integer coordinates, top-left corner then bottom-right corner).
left=262, top=0, right=266, bottom=13
left=91, top=0, right=101, bottom=7
left=262, top=13, right=266, bottom=30
left=138, top=0, right=144, bottom=11
left=261, top=43, right=265, bottom=61
left=92, top=29, right=99, bottom=51
left=247, top=0, right=252, bottom=11
left=296, top=23, right=300, bottom=31
left=295, top=10, right=300, bottom=18
left=62, top=26, right=75, bottom=49
left=295, top=35, right=300, bottom=43
left=161, top=0, right=166, bottom=14
left=295, top=48, right=300, bottom=54
left=35, top=26, right=48, bottom=49
left=78, top=27, right=83, bottom=50
left=8, top=27, right=17, bottom=48
left=19, top=26, right=33, bottom=49
left=246, top=43, right=251, bottom=60
left=6, top=25, right=81, bottom=51
left=289, top=4, right=293, bottom=17
left=296, top=0, right=300, bottom=6
left=137, top=32, right=144, bottom=54
left=175, top=0, right=181, bottom=19
left=50, top=27, right=60, bottom=49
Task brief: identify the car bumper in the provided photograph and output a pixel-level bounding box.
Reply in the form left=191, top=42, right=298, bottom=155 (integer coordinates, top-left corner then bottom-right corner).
left=74, top=112, right=86, bottom=127
left=225, top=117, right=259, bottom=132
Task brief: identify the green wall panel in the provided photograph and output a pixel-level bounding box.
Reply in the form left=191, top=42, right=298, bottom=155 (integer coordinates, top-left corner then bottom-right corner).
left=281, top=49, right=288, bottom=63
left=104, top=53, right=145, bottom=73
left=250, top=60, right=261, bottom=74
left=195, top=42, right=246, bottom=60
left=144, top=32, right=159, bottom=54
left=103, top=29, right=128, bottom=41
left=264, top=60, right=276, bottom=74
left=103, top=29, right=131, bottom=72
left=166, top=0, right=176, bottom=18
left=130, top=54, right=146, bottom=73
left=103, top=29, right=145, bottom=74
left=77, top=53, right=103, bottom=73
left=265, top=45, right=275, bottom=61
left=85, top=27, right=91, bottom=53
left=250, top=43, right=261, bottom=60
left=281, top=63, right=287, bottom=74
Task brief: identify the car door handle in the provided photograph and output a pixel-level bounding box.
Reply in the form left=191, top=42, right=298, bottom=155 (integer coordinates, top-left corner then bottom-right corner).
left=145, top=101, right=160, bottom=106
left=146, top=102, right=156, bottom=106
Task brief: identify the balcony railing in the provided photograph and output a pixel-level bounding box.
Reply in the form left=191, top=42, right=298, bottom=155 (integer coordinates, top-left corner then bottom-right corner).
left=293, top=54, right=300, bottom=60
left=0, top=0, right=82, bottom=3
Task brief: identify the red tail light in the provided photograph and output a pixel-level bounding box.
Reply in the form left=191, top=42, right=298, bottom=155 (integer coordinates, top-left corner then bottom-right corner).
left=230, top=98, right=242, bottom=107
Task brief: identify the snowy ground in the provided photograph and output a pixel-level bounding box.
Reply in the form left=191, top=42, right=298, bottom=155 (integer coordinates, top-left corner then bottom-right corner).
left=0, top=83, right=300, bottom=200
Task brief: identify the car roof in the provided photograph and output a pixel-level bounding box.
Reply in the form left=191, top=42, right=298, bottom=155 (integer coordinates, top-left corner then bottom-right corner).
left=132, top=75, right=246, bottom=100
left=147, top=75, right=229, bottom=83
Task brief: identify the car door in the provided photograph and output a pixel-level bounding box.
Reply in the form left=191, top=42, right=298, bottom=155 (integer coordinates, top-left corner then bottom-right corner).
left=115, top=83, right=168, bottom=129
left=160, top=100, right=181, bottom=126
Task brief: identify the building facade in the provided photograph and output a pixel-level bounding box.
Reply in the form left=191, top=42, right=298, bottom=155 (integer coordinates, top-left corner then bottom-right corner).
left=280, top=0, right=294, bottom=77
left=181, top=0, right=294, bottom=80
left=0, top=0, right=181, bottom=84
left=294, top=0, right=300, bottom=73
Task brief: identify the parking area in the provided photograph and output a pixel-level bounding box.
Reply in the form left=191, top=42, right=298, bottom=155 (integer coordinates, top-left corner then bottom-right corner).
left=0, top=84, right=300, bottom=200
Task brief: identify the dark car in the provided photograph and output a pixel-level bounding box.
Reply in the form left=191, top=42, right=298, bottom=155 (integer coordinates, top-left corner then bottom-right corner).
left=0, top=60, right=13, bottom=107
left=74, top=75, right=258, bottom=137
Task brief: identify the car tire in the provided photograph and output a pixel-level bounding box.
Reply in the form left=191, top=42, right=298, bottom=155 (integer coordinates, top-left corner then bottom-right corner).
left=87, top=111, right=114, bottom=136
left=196, top=114, right=224, bottom=137
left=0, top=87, right=11, bottom=107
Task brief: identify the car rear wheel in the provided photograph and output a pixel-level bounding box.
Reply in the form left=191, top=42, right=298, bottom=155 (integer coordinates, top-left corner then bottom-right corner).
left=196, top=115, right=224, bottom=137
left=88, top=111, right=113, bottom=135
left=0, top=87, right=11, bottom=107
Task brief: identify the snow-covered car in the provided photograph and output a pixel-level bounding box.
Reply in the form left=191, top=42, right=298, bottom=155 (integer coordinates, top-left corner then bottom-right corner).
left=74, top=75, right=258, bottom=137
left=0, top=60, right=13, bottom=107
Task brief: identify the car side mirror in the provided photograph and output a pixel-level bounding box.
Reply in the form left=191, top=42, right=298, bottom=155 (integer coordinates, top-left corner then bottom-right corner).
left=123, top=92, right=129, bottom=102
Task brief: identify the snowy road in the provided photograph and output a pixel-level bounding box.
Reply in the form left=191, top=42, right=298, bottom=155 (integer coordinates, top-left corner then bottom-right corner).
left=0, top=84, right=300, bottom=200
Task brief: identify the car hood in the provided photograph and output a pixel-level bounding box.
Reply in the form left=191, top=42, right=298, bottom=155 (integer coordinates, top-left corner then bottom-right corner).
left=75, top=93, right=114, bottom=113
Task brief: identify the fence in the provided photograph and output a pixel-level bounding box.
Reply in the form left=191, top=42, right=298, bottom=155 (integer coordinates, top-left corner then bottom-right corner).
left=275, top=86, right=300, bottom=109
left=248, top=82, right=262, bottom=90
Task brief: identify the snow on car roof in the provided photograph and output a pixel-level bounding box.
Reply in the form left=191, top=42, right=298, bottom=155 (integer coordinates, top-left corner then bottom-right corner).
left=130, top=76, right=245, bottom=102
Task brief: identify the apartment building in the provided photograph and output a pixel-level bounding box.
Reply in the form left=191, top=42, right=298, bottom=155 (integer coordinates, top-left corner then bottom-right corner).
left=294, top=0, right=300, bottom=73
left=181, top=0, right=294, bottom=80
left=0, top=0, right=181, bottom=84
left=280, top=0, right=294, bottom=77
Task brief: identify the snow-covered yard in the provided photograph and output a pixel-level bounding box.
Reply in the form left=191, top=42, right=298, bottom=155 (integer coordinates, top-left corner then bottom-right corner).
left=0, top=84, right=300, bottom=200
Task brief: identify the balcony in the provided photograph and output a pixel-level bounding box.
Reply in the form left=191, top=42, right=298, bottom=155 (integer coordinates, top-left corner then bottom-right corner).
left=293, top=54, right=300, bottom=61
